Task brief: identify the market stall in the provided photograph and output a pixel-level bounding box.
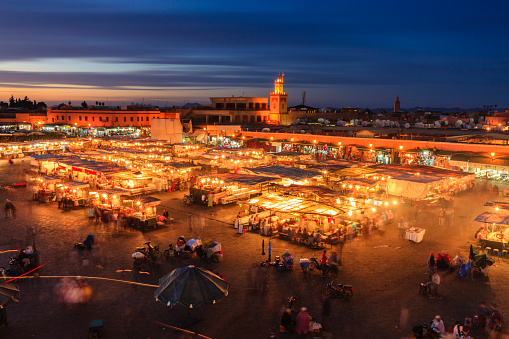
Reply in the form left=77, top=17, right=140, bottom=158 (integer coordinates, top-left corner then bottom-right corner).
left=474, top=212, right=509, bottom=251
left=123, top=196, right=162, bottom=231
left=57, top=181, right=90, bottom=207
left=33, top=176, right=62, bottom=202
left=192, top=173, right=274, bottom=205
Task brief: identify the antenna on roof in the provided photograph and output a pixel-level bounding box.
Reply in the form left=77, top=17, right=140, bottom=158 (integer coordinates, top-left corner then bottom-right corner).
left=301, top=91, right=306, bottom=106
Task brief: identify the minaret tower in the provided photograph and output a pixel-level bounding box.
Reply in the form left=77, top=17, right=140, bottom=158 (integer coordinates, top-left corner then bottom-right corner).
left=269, top=73, right=287, bottom=122
left=394, top=96, right=401, bottom=112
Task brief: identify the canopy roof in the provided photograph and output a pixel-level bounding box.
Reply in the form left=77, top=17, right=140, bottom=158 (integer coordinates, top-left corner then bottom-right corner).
left=164, top=162, right=200, bottom=169
left=59, top=181, right=90, bottom=189
left=276, top=184, right=342, bottom=197
left=247, top=165, right=321, bottom=181
left=91, top=188, right=129, bottom=196
left=474, top=212, right=509, bottom=225
left=246, top=195, right=344, bottom=216
left=333, top=167, right=379, bottom=177
left=40, top=175, right=62, bottom=183
left=338, top=178, right=379, bottom=187
left=202, top=173, right=277, bottom=186
left=373, top=164, right=470, bottom=179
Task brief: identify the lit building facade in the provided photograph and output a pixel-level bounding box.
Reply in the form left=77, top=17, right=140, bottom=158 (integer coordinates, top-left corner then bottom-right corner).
left=190, top=75, right=288, bottom=124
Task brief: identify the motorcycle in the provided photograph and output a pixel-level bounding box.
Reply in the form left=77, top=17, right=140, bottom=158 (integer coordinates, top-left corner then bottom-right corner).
left=135, top=241, right=163, bottom=261
left=183, top=194, right=194, bottom=205
left=131, top=252, right=157, bottom=272
left=275, top=255, right=293, bottom=271
left=306, top=254, right=328, bottom=275
left=321, top=281, right=353, bottom=300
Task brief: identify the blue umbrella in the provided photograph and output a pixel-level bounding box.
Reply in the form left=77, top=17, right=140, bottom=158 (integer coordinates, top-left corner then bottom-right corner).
left=155, top=265, right=230, bottom=308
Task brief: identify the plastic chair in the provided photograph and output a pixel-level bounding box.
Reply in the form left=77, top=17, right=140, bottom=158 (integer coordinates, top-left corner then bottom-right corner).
left=485, top=247, right=492, bottom=255
left=502, top=250, right=508, bottom=259
left=493, top=249, right=499, bottom=257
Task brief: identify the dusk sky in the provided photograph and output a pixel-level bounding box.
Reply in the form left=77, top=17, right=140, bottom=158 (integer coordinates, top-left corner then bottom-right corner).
left=1, top=0, right=508, bottom=109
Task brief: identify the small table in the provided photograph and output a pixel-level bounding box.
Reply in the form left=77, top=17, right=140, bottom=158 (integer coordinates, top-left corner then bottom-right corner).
left=405, top=228, right=426, bottom=243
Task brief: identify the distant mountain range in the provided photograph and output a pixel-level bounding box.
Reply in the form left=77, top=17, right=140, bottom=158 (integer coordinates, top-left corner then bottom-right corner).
left=181, top=103, right=202, bottom=109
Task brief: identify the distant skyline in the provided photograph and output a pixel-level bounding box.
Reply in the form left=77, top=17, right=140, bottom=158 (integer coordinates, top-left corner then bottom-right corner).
left=1, top=1, right=508, bottom=108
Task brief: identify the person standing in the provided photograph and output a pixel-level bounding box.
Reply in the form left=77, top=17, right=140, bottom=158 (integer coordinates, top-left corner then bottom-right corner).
left=321, top=250, right=329, bottom=277
left=431, top=315, right=445, bottom=334
left=398, top=218, right=406, bottom=239
left=207, top=192, right=214, bottom=208
left=296, top=307, right=310, bottom=335
left=438, top=208, right=445, bottom=226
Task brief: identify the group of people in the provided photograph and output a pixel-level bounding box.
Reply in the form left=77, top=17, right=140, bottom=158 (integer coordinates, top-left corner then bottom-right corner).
left=280, top=307, right=321, bottom=335
left=56, top=192, right=77, bottom=211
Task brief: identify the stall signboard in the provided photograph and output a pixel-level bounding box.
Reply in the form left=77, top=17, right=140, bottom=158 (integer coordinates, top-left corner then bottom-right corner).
left=72, top=166, right=83, bottom=172
left=85, top=169, right=97, bottom=175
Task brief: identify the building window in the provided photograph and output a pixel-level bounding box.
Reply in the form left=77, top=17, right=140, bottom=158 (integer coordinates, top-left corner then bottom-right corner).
left=106, top=117, right=109, bottom=122
left=61, top=115, right=64, bottom=120
left=146, top=117, right=149, bottom=121
left=131, top=117, right=133, bottom=122
left=99, top=117, right=102, bottom=121
left=92, top=117, right=95, bottom=121
left=85, top=116, right=88, bottom=121
left=249, top=103, right=254, bottom=109
left=115, top=117, right=118, bottom=122
left=124, top=117, right=126, bottom=122
left=215, top=103, right=224, bottom=109
left=79, top=116, right=82, bottom=121
left=68, top=116, right=71, bottom=120
left=137, top=117, right=139, bottom=122
left=257, top=116, right=262, bottom=122
left=255, top=103, right=260, bottom=109
left=262, top=103, right=267, bottom=110
left=56, top=116, right=59, bottom=120
left=52, top=118, right=54, bottom=122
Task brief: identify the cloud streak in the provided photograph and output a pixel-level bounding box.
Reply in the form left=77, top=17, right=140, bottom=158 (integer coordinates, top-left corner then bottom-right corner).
left=1, top=1, right=508, bottom=107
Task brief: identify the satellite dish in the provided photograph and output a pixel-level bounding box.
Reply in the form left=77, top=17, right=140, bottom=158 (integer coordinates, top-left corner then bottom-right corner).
left=404, top=123, right=410, bottom=128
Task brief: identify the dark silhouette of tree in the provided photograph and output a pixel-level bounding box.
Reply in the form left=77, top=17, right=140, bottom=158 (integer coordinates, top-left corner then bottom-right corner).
left=81, top=101, right=88, bottom=108
left=95, top=101, right=98, bottom=105
left=68, top=101, right=72, bottom=106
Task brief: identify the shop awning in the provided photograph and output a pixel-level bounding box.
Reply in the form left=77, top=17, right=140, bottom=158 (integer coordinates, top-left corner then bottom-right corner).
left=246, top=195, right=344, bottom=216
left=40, top=176, right=62, bottom=183
left=474, top=212, right=509, bottom=225
left=139, top=196, right=162, bottom=206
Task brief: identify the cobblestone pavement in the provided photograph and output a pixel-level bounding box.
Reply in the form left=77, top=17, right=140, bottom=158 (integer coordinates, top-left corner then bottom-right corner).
left=0, top=162, right=508, bottom=339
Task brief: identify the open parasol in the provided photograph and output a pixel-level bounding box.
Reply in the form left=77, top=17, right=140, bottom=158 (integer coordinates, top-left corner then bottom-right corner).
left=154, top=265, right=230, bottom=308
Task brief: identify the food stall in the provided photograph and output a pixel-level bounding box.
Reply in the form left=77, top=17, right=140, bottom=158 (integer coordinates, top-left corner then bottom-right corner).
left=57, top=181, right=90, bottom=207
left=192, top=173, right=273, bottom=205
left=243, top=194, right=345, bottom=239
left=88, top=188, right=128, bottom=218
left=123, top=196, right=162, bottom=231
left=474, top=212, right=509, bottom=251
left=33, top=176, right=62, bottom=202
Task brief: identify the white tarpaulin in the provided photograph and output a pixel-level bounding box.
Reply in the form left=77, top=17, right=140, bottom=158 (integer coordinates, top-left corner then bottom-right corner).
left=387, top=174, right=442, bottom=200
left=387, top=179, right=428, bottom=199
